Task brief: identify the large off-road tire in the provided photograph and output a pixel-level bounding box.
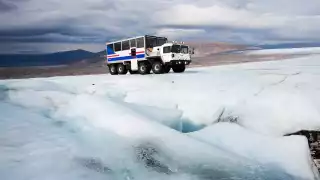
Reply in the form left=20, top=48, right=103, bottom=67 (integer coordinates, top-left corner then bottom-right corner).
left=164, top=65, right=171, bottom=73
left=117, top=64, right=128, bottom=75
left=172, top=64, right=186, bottom=73
left=109, top=64, right=118, bottom=75
left=152, top=61, right=163, bottom=74
left=138, top=62, right=149, bottom=75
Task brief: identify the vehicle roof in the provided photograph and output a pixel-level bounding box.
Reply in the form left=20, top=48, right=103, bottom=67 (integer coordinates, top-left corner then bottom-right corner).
left=106, top=35, right=145, bottom=45
left=163, top=42, right=189, bottom=46
left=105, top=35, right=168, bottom=45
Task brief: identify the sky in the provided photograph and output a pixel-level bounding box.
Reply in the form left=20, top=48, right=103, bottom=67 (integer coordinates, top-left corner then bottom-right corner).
left=0, top=0, right=320, bottom=54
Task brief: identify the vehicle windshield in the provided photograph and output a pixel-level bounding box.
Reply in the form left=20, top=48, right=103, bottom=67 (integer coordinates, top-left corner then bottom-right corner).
left=171, top=45, right=189, bottom=54
left=171, top=45, right=181, bottom=53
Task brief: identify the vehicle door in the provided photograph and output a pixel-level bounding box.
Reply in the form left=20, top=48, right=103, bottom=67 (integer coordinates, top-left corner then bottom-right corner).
left=161, top=46, right=172, bottom=63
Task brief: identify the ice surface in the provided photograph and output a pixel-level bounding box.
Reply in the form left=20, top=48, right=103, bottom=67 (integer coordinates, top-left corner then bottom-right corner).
left=190, top=122, right=315, bottom=179
left=246, top=47, right=320, bottom=55
left=1, top=53, right=320, bottom=179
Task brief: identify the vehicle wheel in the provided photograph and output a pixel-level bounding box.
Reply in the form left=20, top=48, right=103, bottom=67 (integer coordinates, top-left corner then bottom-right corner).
left=117, top=64, right=127, bottom=75
left=109, top=64, right=118, bottom=75
left=152, top=61, right=163, bottom=74
left=164, top=65, right=171, bottom=73
left=172, top=64, right=185, bottom=73
left=129, top=70, right=138, bottom=74
left=138, top=62, right=149, bottom=75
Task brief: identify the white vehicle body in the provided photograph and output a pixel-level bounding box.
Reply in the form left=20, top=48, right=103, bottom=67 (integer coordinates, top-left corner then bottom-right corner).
left=106, top=36, right=147, bottom=65
left=105, top=35, right=193, bottom=75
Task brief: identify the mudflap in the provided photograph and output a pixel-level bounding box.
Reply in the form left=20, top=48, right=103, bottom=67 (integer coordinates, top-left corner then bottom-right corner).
left=131, top=59, right=138, bottom=71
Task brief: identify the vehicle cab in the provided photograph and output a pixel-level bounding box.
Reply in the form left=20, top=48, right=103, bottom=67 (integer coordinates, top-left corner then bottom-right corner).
left=160, top=42, right=193, bottom=65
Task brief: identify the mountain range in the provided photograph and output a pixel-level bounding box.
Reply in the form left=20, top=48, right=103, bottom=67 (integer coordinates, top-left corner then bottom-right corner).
left=0, top=50, right=106, bottom=67
left=0, top=42, right=247, bottom=68
left=2, top=42, right=319, bottom=79
left=1, top=42, right=320, bottom=68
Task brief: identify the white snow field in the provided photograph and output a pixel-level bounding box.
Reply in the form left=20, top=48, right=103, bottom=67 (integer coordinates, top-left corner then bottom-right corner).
left=246, top=47, right=320, bottom=55
left=1, top=53, right=320, bottom=180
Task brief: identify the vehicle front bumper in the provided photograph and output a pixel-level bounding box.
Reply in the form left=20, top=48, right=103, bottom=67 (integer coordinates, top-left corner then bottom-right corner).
left=166, top=60, right=191, bottom=66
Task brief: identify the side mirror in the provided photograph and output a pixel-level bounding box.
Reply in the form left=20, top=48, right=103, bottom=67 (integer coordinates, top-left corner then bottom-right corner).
left=189, top=48, right=195, bottom=54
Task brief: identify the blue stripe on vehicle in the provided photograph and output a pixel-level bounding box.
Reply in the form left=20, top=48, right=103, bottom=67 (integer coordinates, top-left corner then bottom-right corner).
left=108, top=54, right=145, bottom=62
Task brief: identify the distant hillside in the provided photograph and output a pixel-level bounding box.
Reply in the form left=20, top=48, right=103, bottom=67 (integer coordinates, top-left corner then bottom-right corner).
left=0, top=42, right=250, bottom=68
left=0, top=49, right=101, bottom=67
left=186, top=42, right=249, bottom=57
left=69, top=50, right=106, bottom=67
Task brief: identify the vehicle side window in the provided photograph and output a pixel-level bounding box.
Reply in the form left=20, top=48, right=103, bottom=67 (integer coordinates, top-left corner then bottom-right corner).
left=130, top=39, right=136, bottom=47
left=181, top=46, right=188, bottom=54
left=163, top=46, right=171, bottom=53
left=107, top=44, right=114, bottom=54
left=122, top=40, right=130, bottom=50
left=137, top=37, right=144, bottom=48
left=114, top=42, right=121, bottom=51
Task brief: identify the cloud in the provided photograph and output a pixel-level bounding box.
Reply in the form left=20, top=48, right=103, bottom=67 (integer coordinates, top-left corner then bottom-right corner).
left=0, top=0, right=320, bottom=53
left=154, top=2, right=320, bottom=42
left=0, top=0, right=163, bottom=42
left=0, top=0, right=17, bottom=12
left=154, top=4, right=286, bottom=29
left=155, top=28, right=206, bottom=40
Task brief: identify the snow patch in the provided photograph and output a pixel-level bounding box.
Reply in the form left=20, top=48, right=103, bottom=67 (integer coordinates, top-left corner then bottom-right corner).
left=246, top=47, right=320, bottom=55
left=190, top=122, right=315, bottom=180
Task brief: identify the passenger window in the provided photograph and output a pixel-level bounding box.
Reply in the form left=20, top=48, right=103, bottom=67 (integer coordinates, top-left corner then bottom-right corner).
left=130, top=39, right=136, bottom=47
left=163, top=46, right=171, bottom=53
left=114, top=42, right=121, bottom=51
left=157, top=38, right=166, bottom=46
left=137, top=37, right=144, bottom=48
left=122, top=40, right=130, bottom=50
left=107, top=44, right=114, bottom=54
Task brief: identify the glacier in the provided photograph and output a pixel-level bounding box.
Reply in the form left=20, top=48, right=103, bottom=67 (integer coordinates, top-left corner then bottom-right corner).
left=246, top=47, right=320, bottom=55
left=1, top=53, right=320, bottom=180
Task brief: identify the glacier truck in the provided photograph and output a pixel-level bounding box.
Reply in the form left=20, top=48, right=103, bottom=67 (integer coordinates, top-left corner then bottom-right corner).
left=105, top=35, right=194, bottom=75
